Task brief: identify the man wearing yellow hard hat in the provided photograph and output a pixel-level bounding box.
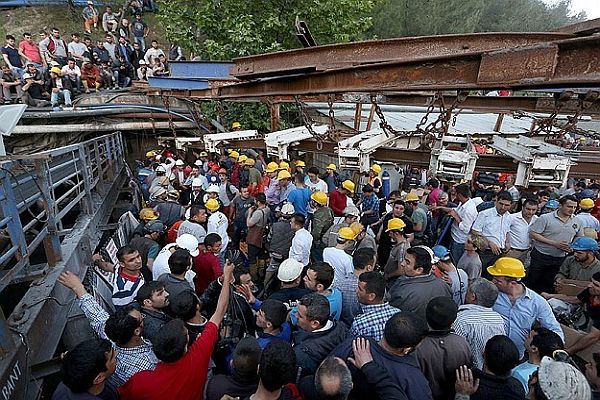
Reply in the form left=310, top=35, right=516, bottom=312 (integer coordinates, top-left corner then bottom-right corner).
left=323, top=226, right=355, bottom=285
left=488, top=257, right=563, bottom=358
left=310, top=190, right=334, bottom=261
left=578, top=197, right=600, bottom=233
left=231, top=121, right=241, bottom=131
left=329, top=180, right=355, bottom=217
left=324, top=163, right=339, bottom=194
left=384, top=218, right=409, bottom=277
left=205, top=197, right=230, bottom=266
left=264, top=162, right=281, bottom=208
left=276, top=169, right=295, bottom=205
left=405, top=192, right=428, bottom=245
left=294, top=160, right=306, bottom=174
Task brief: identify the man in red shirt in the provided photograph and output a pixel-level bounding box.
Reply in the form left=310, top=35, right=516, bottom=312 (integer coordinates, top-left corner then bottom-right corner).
left=329, top=180, right=355, bottom=217
left=119, top=260, right=233, bottom=400
left=194, top=232, right=222, bottom=295
left=18, top=32, right=44, bottom=68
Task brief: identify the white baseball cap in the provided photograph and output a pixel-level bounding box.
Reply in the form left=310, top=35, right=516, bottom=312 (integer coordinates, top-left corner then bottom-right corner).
left=277, top=258, right=304, bottom=282
left=175, top=159, right=185, bottom=166
left=280, top=203, right=295, bottom=215
left=175, top=234, right=200, bottom=257
left=206, top=184, right=219, bottom=194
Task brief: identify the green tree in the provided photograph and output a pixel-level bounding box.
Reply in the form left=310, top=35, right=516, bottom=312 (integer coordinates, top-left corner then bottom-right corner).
left=369, top=0, right=584, bottom=39
left=157, top=0, right=378, bottom=59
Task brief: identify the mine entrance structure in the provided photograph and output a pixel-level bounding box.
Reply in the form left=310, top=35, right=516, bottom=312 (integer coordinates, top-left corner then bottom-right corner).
left=149, top=21, right=600, bottom=182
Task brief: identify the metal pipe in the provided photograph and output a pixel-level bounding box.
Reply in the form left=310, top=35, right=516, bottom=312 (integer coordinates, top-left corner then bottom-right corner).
left=12, top=121, right=196, bottom=134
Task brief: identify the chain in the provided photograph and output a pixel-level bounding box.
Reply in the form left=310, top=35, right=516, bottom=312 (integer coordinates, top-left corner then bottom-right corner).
left=215, top=100, right=226, bottom=129
left=370, top=95, right=403, bottom=137
left=294, top=96, right=327, bottom=145
left=161, top=95, right=177, bottom=138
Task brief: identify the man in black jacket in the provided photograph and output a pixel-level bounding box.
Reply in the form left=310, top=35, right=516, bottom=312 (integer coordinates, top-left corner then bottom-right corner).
left=293, top=293, right=348, bottom=378
left=205, top=337, right=261, bottom=400
left=135, top=281, right=171, bottom=344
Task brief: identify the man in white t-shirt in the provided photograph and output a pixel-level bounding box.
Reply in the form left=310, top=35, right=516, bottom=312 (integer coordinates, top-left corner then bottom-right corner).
left=323, top=227, right=356, bottom=285
left=506, top=198, right=538, bottom=263
left=151, top=234, right=199, bottom=285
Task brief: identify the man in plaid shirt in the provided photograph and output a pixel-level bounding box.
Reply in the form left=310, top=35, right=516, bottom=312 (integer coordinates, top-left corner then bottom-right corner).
left=59, top=271, right=158, bottom=387
left=350, top=271, right=400, bottom=341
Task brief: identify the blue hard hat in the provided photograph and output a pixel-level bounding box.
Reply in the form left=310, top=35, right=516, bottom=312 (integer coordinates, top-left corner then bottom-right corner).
left=571, top=237, right=599, bottom=252
left=432, top=245, right=451, bottom=261
left=545, top=199, right=559, bottom=209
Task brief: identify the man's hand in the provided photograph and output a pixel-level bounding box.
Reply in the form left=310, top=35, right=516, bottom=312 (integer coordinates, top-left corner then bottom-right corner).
left=237, top=283, right=256, bottom=304
left=52, top=87, right=59, bottom=93
left=348, top=337, right=374, bottom=369
left=455, top=365, right=479, bottom=395
left=488, top=241, right=501, bottom=255
left=58, top=271, right=87, bottom=298
left=223, top=260, right=234, bottom=283
left=555, top=241, right=571, bottom=252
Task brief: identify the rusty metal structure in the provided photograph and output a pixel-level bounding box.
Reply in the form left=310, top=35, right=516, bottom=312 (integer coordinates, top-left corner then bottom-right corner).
left=149, top=19, right=600, bottom=180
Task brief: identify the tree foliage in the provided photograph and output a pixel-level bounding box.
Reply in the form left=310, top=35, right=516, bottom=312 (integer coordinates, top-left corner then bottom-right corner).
left=369, top=0, right=585, bottom=39
left=157, top=0, right=378, bottom=59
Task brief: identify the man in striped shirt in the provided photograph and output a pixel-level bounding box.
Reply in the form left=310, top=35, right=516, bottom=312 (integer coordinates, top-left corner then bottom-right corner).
left=452, top=278, right=505, bottom=369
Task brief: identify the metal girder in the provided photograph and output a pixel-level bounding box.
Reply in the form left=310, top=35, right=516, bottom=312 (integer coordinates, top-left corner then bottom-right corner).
left=230, top=32, right=573, bottom=78
left=187, top=35, right=600, bottom=98
left=169, top=61, right=236, bottom=79
left=554, top=17, right=600, bottom=35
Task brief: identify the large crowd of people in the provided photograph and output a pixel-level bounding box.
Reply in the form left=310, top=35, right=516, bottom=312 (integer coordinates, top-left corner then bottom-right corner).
left=0, top=2, right=180, bottom=109
left=48, top=135, right=600, bottom=400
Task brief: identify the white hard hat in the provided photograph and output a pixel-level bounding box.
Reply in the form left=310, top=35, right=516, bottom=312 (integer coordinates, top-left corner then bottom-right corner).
left=277, top=258, right=304, bottom=282
left=194, top=160, right=202, bottom=167
left=280, top=203, right=295, bottom=215
left=175, top=234, right=200, bottom=257
left=206, top=184, right=219, bottom=194
left=155, top=164, right=166, bottom=173
left=154, top=154, right=162, bottom=161
left=538, top=356, right=591, bottom=400
left=413, top=245, right=437, bottom=264
left=175, top=159, right=185, bottom=166
left=192, top=177, right=202, bottom=187
left=342, top=205, right=360, bottom=217
left=149, top=186, right=167, bottom=198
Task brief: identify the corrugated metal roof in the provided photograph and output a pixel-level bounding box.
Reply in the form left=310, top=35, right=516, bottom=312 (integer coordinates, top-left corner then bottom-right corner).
left=309, top=103, right=600, bottom=134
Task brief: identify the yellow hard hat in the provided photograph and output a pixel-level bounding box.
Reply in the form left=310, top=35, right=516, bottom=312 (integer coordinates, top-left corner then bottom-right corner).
left=580, top=198, right=595, bottom=210
left=49, top=66, right=62, bottom=75
left=326, top=163, right=337, bottom=171
left=310, top=191, right=328, bottom=206
left=370, top=164, right=382, bottom=174
left=238, top=155, right=248, bottom=163
left=405, top=193, right=420, bottom=202
left=265, top=162, right=279, bottom=173
left=232, top=121, right=241, bottom=129
left=205, top=198, right=220, bottom=211
left=139, top=207, right=159, bottom=221
left=386, top=218, right=406, bottom=232
left=487, top=257, right=526, bottom=279
left=277, top=170, right=292, bottom=180
left=229, top=151, right=239, bottom=159
left=244, top=158, right=256, bottom=166
left=342, top=180, right=355, bottom=193
left=145, top=151, right=157, bottom=158
left=349, top=221, right=364, bottom=236
left=295, top=160, right=306, bottom=167
left=279, top=161, right=290, bottom=170
left=338, top=227, right=357, bottom=240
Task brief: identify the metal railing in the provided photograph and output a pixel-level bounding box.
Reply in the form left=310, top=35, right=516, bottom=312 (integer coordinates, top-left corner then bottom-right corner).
left=0, top=133, right=125, bottom=294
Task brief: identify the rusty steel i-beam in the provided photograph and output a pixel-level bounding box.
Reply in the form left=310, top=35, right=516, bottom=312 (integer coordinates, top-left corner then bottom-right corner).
left=179, top=35, right=600, bottom=99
